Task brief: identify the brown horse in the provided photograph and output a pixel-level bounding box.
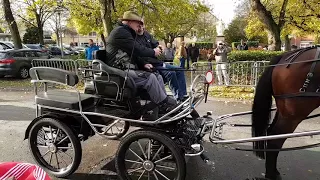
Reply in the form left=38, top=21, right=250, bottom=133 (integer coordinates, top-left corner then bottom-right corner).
left=252, top=46, right=320, bottom=180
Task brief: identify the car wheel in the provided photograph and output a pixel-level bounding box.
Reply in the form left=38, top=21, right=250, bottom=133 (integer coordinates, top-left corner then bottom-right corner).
left=18, top=67, right=29, bottom=79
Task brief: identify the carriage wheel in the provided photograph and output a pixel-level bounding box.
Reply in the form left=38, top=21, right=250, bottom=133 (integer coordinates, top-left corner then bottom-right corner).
left=28, top=118, right=82, bottom=178
left=115, top=130, right=186, bottom=180
left=101, top=120, right=130, bottom=140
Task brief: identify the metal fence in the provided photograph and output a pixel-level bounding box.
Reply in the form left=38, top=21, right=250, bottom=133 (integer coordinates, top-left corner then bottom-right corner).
left=31, top=59, right=269, bottom=87
left=32, top=59, right=91, bottom=76
left=191, top=61, right=269, bottom=87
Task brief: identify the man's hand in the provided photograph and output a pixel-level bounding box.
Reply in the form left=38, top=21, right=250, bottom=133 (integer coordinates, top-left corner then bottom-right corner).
left=154, top=48, right=161, bottom=56
left=144, top=64, right=153, bottom=70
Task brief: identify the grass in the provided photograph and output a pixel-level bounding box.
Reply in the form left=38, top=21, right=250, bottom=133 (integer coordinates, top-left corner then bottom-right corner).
left=209, top=86, right=255, bottom=100
left=0, top=78, right=33, bottom=90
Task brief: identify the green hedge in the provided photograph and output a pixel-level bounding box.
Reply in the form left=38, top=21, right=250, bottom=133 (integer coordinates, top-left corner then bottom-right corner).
left=232, top=41, right=260, bottom=49
left=228, top=50, right=284, bottom=62
left=187, top=42, right=214, bottom=49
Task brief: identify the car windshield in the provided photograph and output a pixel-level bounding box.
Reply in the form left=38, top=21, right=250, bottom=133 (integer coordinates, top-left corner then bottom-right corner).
left=0, top=52, right=7, bottom=59
left=26, top=45, right=39, bottom=49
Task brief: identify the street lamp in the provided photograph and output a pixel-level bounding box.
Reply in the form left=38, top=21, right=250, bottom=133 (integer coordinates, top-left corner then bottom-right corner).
left=55, top=0, right=64, bottom=58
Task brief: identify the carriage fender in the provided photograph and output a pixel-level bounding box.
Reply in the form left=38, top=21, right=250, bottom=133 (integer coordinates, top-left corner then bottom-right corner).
left=24, top=114, right=59, bottom=140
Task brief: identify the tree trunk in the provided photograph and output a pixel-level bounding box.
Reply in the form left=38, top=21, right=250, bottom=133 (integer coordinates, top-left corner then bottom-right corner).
left=251, top=0, right=288, bottom=51
left=99, top=0, right=113, bottom=37
left=2, top=0, right=22, bottom=49
left=35, top=13, right=45, bottom=45
left=55, top=30, right=60, bottom=46
left=100, top=33, right=107, bottom=47
left=284, top=34, right=290, bottom=51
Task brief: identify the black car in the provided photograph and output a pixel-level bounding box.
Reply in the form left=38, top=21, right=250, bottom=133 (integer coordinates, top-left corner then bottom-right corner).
left=25, top=44, right=48, bottom=52
left=0, top=49, right=50, bottom=79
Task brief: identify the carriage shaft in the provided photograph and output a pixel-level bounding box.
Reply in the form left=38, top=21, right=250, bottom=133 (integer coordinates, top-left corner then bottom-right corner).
left=210, top=130, right=320, bottom=144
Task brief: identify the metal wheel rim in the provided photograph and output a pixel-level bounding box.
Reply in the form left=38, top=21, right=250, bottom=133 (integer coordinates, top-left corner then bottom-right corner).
left=124, top=138, right=178, bottom=180
left=20, top=68, right=29, bottom=78
left=32, top=125, right=76, bottom=174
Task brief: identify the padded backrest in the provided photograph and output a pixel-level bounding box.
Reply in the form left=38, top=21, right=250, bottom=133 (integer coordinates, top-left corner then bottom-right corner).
left=30, top=67, right=79, bottom=86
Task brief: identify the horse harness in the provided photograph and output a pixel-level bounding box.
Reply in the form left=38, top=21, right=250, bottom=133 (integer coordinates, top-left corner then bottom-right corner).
left=275, top=47, right=320, bottom=99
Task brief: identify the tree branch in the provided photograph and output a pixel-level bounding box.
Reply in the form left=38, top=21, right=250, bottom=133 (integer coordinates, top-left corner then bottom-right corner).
left=278, top=0, right=288, bottom=28
left=16, top=14, right=37, bottom=27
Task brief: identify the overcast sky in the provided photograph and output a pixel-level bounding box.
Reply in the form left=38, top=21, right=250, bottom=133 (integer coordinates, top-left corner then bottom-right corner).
left=207, top=0, right=242, bottom=25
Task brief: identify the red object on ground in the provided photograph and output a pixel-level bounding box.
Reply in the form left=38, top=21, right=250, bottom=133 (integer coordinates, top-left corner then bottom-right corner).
left=0, top=162, right=50, bottom=180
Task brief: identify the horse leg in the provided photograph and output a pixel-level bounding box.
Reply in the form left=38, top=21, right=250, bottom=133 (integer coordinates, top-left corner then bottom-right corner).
left=264, top=114, right=302, bottom=180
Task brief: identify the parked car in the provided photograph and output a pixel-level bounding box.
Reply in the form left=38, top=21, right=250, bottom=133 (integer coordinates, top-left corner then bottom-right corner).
left=48, top=46, right=72, bottom=56
left=0, top=49, right=51, bottom=79
left=25, top=44, right=48, bottom=52
left=1, top=41, right=29, bottom=49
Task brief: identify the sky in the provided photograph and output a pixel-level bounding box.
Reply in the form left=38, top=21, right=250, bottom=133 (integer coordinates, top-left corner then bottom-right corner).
left=207, top=0, right=241, bottom=25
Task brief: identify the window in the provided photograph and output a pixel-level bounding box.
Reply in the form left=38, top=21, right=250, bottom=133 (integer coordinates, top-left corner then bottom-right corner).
left=25, top=51, right=37, bottom=57
left=12, top=52, right=26, bottom=57
left=88, top=32, right=97, bottom=36
left=0, top=52, right=7, bottom=59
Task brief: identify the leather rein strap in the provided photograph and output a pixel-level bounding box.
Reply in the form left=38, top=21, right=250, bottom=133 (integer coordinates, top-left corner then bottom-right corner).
left=275, top=47, right=320, bottom=99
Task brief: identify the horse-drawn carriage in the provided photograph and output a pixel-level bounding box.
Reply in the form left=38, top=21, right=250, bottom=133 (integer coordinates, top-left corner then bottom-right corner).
left=25, top=47, right=320, bottom=180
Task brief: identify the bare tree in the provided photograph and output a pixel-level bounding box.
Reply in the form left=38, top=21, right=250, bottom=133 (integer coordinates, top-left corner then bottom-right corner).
left=2, top=0, right=22, bottom=49
left=16, top=0, right=56, bottom=45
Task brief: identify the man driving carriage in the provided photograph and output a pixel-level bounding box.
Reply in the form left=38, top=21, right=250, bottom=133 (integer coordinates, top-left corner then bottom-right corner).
left=136, top=21, right=188, bottom=102
left=104, top=11, right=177, bottom=117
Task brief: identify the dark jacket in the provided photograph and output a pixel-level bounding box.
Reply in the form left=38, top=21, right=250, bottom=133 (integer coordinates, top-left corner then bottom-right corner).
left=136, top=31, right=163, bottom=67
left=105, top=23, right=155, bottom=69
left=189, top=46, right=199, bottom=60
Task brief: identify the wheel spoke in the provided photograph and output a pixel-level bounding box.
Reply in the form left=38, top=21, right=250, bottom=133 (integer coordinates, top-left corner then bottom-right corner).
left=152, top=145, right=164, bottom=161
left=147, top=139, right=151, bottom=160
left=55, top=153, right=60, bottom=169
left=41, top=150, right=50, bottom=158
left=57, top=146, right=73, bottom=150
left=127, top=166, right=143, bottom=174
left=137, top=170, right=146, bottom=180
left=148, top=172, right=150, bottom=180
left=41, top=128, right=50, bottom=141
left=49, top=126, right=53, bottom=142
left=153, top=171, right=159, bottom=180
left=53, top=129, right=60, bottom=143
left=156, top=164, right=176, bottom=171
left=56, top=136, right=68, bottom=145
left=136, top=141, right=147, bottom=159
left=114, top=124, right=121, bottom=132
left=37, top=145, right=49, bottom=149
left=155, top=169, right=170, bottom=180
left=125, top=159, right=143, bottom=164
left=49, top=153, right=53, bottom=164
left=129, top=148, right=144, bottom=162
left=154, top=155, right=172, bottom=164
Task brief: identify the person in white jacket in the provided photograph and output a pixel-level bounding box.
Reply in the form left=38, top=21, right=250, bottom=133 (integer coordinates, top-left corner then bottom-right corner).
left=213, top=41, right=232, bottom=86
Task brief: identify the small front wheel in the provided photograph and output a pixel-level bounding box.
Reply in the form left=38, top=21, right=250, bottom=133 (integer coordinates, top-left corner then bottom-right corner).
left=101, top=120, right=130, bottom=140
left=28, top=117, right=82, bottom=178
left=115, top=130, right=186, bottom=180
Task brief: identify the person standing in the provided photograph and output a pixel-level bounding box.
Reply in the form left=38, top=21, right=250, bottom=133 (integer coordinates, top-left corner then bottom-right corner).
left=176, top=41, right=187, bottom=68
left=213, top=41, right=231, bottom=86
left=163, top=43, right=175, bottom=62
left=85, top=39, right=99, bottom=60
left=189, top=43, right=200, bottom=66
left=207, top=49, right=215, bottom=71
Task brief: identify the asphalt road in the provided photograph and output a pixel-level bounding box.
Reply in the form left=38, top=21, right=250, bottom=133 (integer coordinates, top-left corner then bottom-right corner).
left=0, top=91, right=320, bottom=180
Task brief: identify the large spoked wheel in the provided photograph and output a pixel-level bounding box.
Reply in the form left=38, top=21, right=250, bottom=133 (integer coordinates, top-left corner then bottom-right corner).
left=28, top=118, right=82, bottom=178
left=102, top=119, right=130, bottom=140
left=115, top=130, right=186, bottom=180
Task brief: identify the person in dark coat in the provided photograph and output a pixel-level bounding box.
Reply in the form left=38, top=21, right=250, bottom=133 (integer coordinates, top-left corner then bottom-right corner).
left=189, top=43, right=200, bottom=65
left=136, top=24, right=187, bottom=102
left=104, top=11, right=177, bottom=115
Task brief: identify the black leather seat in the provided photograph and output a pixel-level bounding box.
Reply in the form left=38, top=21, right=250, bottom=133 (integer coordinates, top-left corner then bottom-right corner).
left=36, top=90, right=95, bottom=110
left=91, top=50, right=137, bottom=99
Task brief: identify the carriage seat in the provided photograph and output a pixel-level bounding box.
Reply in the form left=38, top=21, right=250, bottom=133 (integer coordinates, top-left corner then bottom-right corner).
left=36, top=91, right=95, bottom=110
left=91, top=50, right=137, bottom=99
left=29, top=67, right=95, bottom=110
